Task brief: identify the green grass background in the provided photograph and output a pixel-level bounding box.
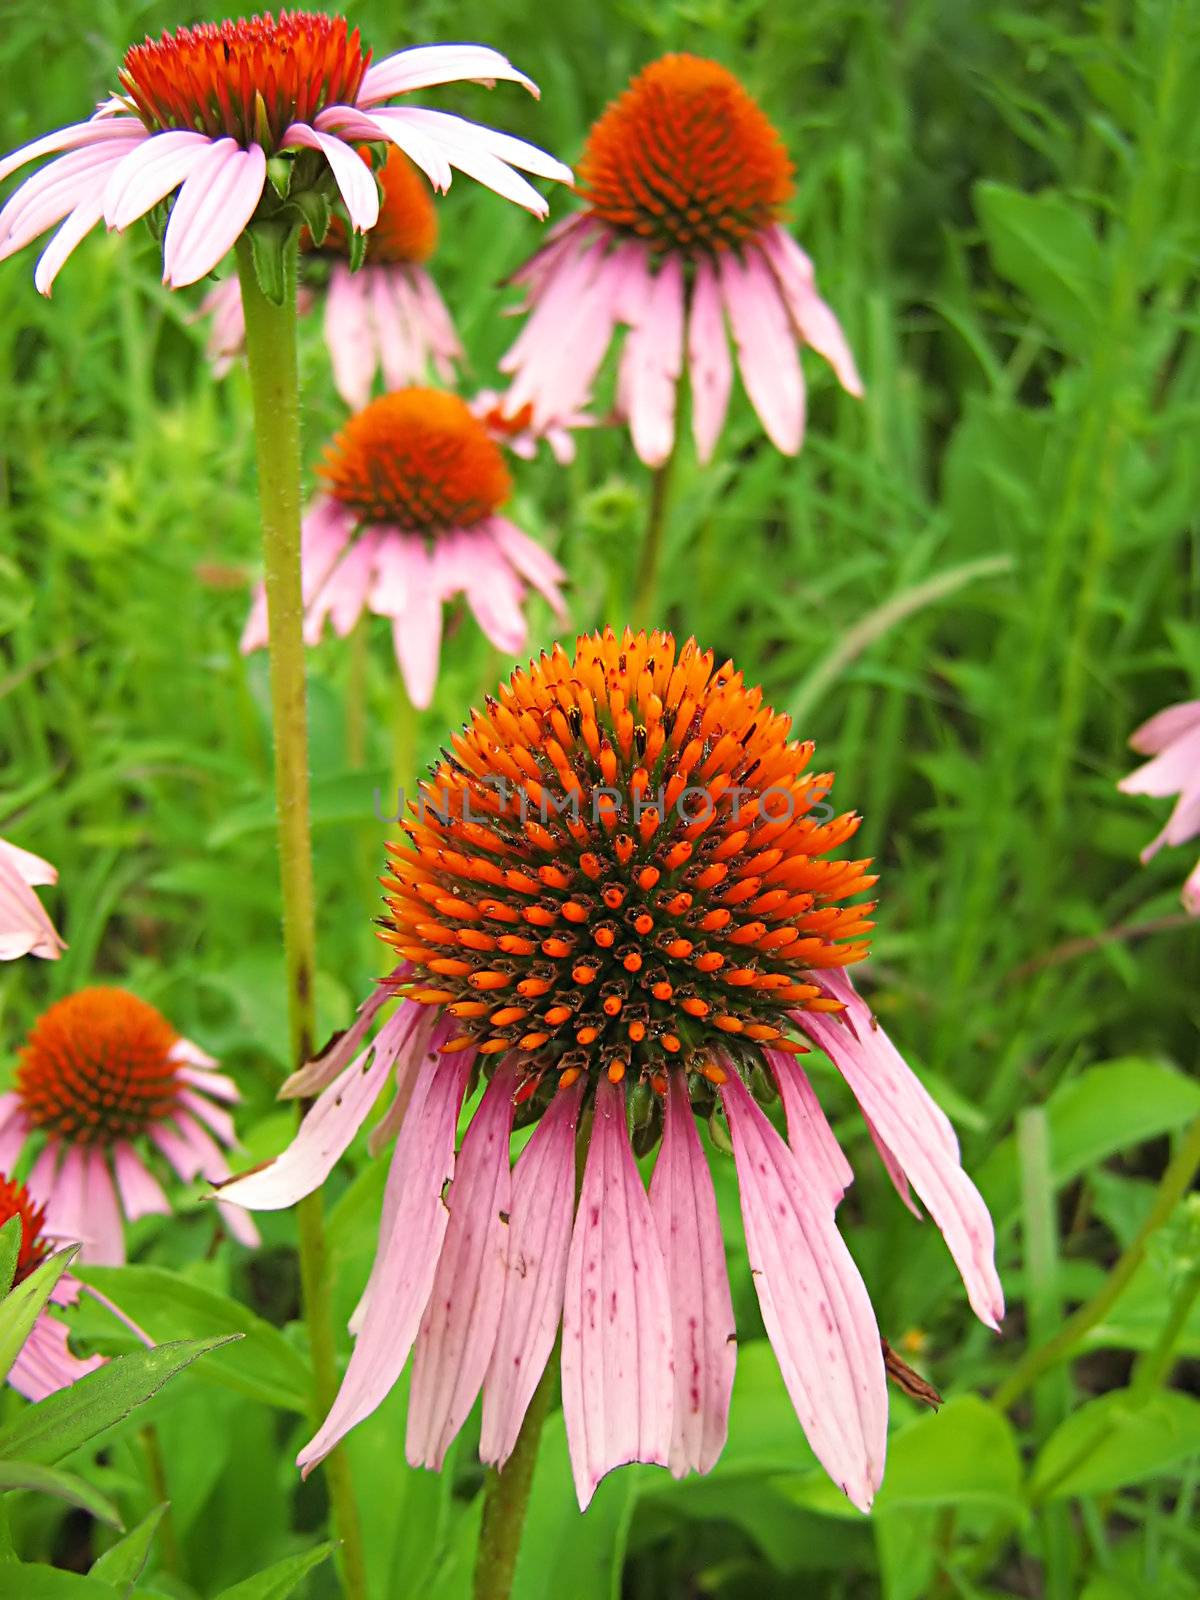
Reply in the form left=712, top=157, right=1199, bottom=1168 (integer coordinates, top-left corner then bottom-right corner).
left=1, top=0, right=1199, bottom=1596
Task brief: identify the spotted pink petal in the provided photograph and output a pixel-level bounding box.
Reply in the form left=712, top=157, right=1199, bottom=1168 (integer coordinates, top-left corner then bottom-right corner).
left=720, top=1070, right=886, bottom=1512
left=766, top=1050, right=853, bottom=1207
left=407, top=1060, right=518, bottom=1469
left=480, top=1076, right=583, bottom=1466
left=796, top=969, right=1005, bottom=1330
left=561, top=1074, right=674, bottom=1509
left=649, top=1072, right=736, bottom=1477
left=297, top=1052, right=471, bottom=1474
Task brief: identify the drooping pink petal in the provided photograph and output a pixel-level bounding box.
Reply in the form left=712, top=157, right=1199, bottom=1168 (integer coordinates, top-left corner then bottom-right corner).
left=759, top=227, right=865, bottom=397
left=391, top=581, right=443, bottom=710
left=112, top=1141, right=171, bottom=1221
left=720, top=1070, right=886, bottom=1512
left=795, top=969, right=1005, bottom=1330
left=77, top=1148, right=125, bottom=1267
left=368, top=266, right=419, bottom=388
left=150, top=1123, right=201, bottom=1183
left=619, top=253, right=684, bottom=468
left=8, top=1309, right=103, bottom=1401
left=561, top=1074, right=674, bottom=1509
left=865, top=1116, right=921, bottom=1217
left=378, top=108, right=552, bottom=216
left=765, top=1050, right=853, bottom=1207
left=161, top=138, right=266, bottom=288
left=649, top=1073, right=736, bottom=1477
left=480, top=1077, right=583, bottom=1467
left=407, top=266, right=462, bottom=378
left=457, top=533, right=529, bottom=655
left=323, top=262, right=377, bottom=408
left=718, top=248, right=805, bottom=454
left=178, top=1087, right=237, bottom=1148
left=103, top=129, right=213, bottom=230
left=316, top=106, right=453, bottom=194
left=39, top=1144, right=87, bottom=1252
left=406, top=1060, right=518, bottom=1469
left=177, top=1063, right=241, bottom=1102
left=34, top=191, right=110, bottom=297
left=394, top=108, right=571, bottom=185
left=0, top=841, right=63, bottom=961
left=297, top=1052, right=471, bottom=1474
left=309, top=530, right=381, bottom=642
left=1183, top=855, right=1200, bottom=915
left=0, top=1095, right=29, bottom=1170
left=0, top=141, right=142, bottom=256
left=484, top=517, right=568, bottom=620
left=688, top=257, right=733, bottom=463
left=0, top=117, right=146, bottom=186
left=1118, top=723, right=1200, bottom=799
left=24, top=1142, right=60, bottom=1214
left=1127, top=699, right=1200, bottom=756
left=359, top=44, right=538, bottom=104
left=281, top=125, right=379, bottom=231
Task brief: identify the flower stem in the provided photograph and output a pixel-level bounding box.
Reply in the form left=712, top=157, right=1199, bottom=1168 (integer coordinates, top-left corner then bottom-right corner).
left=234, top=234, right=368, bottom=1600
left=391, top=673, right=419, bottom=805
left=472, top=1353, right=558, bottom=1600
left=631, top=441, right=680, bottom=630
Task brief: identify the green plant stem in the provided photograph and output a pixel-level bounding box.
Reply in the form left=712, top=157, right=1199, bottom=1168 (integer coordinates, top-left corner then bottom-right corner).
left=391, top=673, right=418, bottom=806
left=631, top=441, right=679, bottom=629
left=140, top=1426, right=179, bottom=1577
left=235, top=234, right=368, bottom=1600
left=994, top=1113, right=1200, bottom=1413
left=473, top=1354, right=557, bottom=1600
left=346, top=622, right=368, bottom=769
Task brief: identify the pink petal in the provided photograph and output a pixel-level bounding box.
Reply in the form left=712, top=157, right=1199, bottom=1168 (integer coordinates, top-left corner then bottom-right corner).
left=0, top=850, right=63, bottom=961
left=8, top=1309, right=104, bottom=1402
left=407, top=1060, right=518, bottom=1469
left=113, top=1142, right=171, bottom=1221
left=376, top=109, right=550, bottom=216
left=178, top=1087, right=237, bottom=1148
left=796, top=970, right=1005, bottom=1330
left=0, top=1096, right=29, bottom=1170
left=79, top=1149, right=125, bottom=1267
left=459, top=533, right=530, bottom=655
left=480, top=1078, right=583, bottom=1467
left=281, top=125, right=378, bottom=231
left=316, top=106, right=452, bottom=193
left=391, top=584, right=443, bottom=710
left=0, top=142, right=141, bottom=255
left=0, top=838, right=56, bottom=888
left=297, top=1052, right=471, bottom=1474
left=865, top=1116, right=922, bottom=1218
left=41, top=1144, right=87, bottom=1250
left=718, top=248, right=806, bottom=454
left=281, top=975, right=405, bottom=1099
left=309, top=530, right=381, bottom=642
left=368, top=266, right=420, bottom=388
left=394, top=108, right=571, bottom=185
left=649, top=1073, right=736, bottom=1477
left=25, top=1142, right=61, bottom=1213
left=103, top=130, right=213, bottom=230
left=34, top=192, right=109, bottom=296
left=1183, top=855, right=1200, bottom=915
left=766, top=1051, right=854, bottom=1207
left=323, top=262, right=378, bottom=408
left=1128, top=698, right=1200, bottom=756
left=406, top=266, right=462, bottom=376
left=759, top=226, right=865, bottom=397
left=688, top=257, right=733, bottom=463
left=484, top=516, right=568, bottom=620
left=359, top=44, right=538, bottom=104
left=162, top=139, right=266, bottom=288
left=1118, top=722, right=1200, bottom=799
left=561, top=1074, right=674, bottom=1509
left=0, top=117, right=145, bottom=185
left=619, top=253, right=684, bottom=468
left=720, top=1070, right=886, bottom=1512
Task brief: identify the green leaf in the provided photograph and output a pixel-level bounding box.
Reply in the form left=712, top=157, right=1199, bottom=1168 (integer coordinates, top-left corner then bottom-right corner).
left=0, top=1458, right=122, bottom=1527
left=0, top=1219, right=22, bottom=1299
left=975, top=181, right=1106, bottom=352
left=211, top=1543, right=334, bottom=1600
left=77, top=1267, right=309, bottom=1413
left=0, top=1336, right=239, bottom=1466
left=0, top=1246, right=78, bottom=1389
left=347, top=226, right=367, bottom=273
left=294, top=189, right=330, bottom=247
left=0, top=1569, right=119, bottom=1597
left=1031, top=1389, right=1200, bottom=1500
left=873, top=1396, right=1023, bottom=1517
left=90, top=1504, right=166, bottom=1589
left=246, top=222, right=294, bottom=307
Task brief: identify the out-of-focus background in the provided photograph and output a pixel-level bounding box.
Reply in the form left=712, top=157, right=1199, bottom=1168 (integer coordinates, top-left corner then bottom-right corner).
left=2, top=1, right=1198, bottom=1596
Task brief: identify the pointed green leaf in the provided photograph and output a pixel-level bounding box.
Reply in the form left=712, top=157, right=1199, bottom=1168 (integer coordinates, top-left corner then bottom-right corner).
left=0, top=1458, right=121, bottom=1527
left=0, top=1219, right=22, bottom=1298
left=0, top=1569, right=119, bottom=1596
left=294, top=189, right=330, bottom=247
left=0, top=1245, right=78, bottom=1388
left=90, top=1504, right=166, bottom=1590
left=1032, top=1389, right=1200, bottom=1500
left=0, top=1335, right=239, bottom=1466
left=212, top=1543, right=334, bottom=1600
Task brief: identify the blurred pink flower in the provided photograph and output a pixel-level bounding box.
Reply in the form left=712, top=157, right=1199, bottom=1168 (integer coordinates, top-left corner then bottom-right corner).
left=1119, top=698, right=1200, bottom=914
left=221, top=633, right=1001, bottom=1512
left=498, top=55, right=862, bottom=467
left=470, top=389, right=591, bottom=465
left=0, top=837, right=64, bottom=961
left=0, top=19, right=570, bottom=294
left=197, top=145, right=461, bottom=406
left=0, top=988, right=258, bottom=1265
left=240, top=388, right=568, bottom=709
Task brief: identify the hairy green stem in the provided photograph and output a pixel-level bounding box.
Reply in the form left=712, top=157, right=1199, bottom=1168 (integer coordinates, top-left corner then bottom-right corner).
left=631, top=441, right=679, bottom=629
left=994, top=1113, right=1200, bottom=1413
left=235, top=234, right=368, bottom=1600
left=473, top=1355, right=557, bottom=1600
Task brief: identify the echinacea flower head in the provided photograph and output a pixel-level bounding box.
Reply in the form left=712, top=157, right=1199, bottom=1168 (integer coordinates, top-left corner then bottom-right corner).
left=499, top=55, right=863, bottom=466
left=0, top=14, right=572, bottom=295
left=240, top=388, right=568, bottom=708
left=0, top=1168, right=105, bottom=1400
left=199, top=146, right=463, bottom=406
left=222, top=628, right=1002, bottom=1511
left=1119, top=698, right=1200, bottom=914
left=0, top=836, right=64, bottom=961
left=0, top=988, right=258, bottom=1265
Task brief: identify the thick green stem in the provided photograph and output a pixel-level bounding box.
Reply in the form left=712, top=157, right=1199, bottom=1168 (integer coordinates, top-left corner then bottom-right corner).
left=631, top=442, right=679, bottom=630
left=234, top=235, right=368, bottom=1600
left=994, top=1113, right=1200, bottom=1412
left=473, top=1355, right=557, bottom=1600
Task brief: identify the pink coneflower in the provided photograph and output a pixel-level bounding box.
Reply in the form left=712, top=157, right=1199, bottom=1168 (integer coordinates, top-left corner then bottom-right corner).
left=471, top=390, right=591, bottom=466
left=221, top=628, right=1002, bottom=1511
left=0, top=988, right=258, bottom=1265
left=0, top=1170, right=104, bottom=1401
left=198, top=145, right=462, bottom=406
left=240, top=388, right=568, bottom=709
left=1119, top=698, right=1200, bottom=914
left=498, top=55, right=863, bottom=467
left=0, top=15, right=571, bottom=294
left=0, top=837, right=64, bottom=961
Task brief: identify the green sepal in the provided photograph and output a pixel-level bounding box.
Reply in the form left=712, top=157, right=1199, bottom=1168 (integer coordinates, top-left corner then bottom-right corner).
left=708, top=1103, right=734, bottom=1155
left=294, top=189, right=331, bottom=247
left=266, top=153, right=292, bottom=200
left=0, top=1217, right=21, bottom=1299
left=346, top=225, right=368, bottom=273
left=247, top=221, right=298, bottom=307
